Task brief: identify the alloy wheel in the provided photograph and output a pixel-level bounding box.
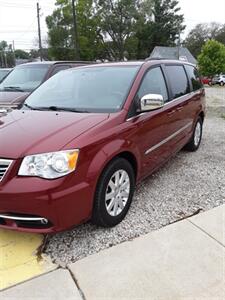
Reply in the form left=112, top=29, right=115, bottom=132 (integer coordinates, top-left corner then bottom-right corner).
left=194, top=121, right=202, bottom=147
left=105, top=170, right=130, bottom=217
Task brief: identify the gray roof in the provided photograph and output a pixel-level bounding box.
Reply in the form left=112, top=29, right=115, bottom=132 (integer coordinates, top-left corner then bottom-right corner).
left=150, top=47, right=197, bottom=65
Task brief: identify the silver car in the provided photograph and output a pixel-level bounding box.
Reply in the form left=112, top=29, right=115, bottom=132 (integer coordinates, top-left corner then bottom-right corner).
left=212, top=74, right=225, bottom=86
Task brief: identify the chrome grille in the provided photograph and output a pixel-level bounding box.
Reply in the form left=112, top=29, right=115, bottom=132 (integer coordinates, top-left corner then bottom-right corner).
left=0, top=159, right=13, bottom=182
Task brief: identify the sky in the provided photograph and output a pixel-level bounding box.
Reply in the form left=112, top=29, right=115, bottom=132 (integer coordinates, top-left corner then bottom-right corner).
left=0, top=0, right=225, bottom=51
left=0, top=0, right=56, bottom=50
left=179, top=0, right=225, bottom=37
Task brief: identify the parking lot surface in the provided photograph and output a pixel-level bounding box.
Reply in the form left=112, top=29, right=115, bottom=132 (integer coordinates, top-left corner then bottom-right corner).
left=205, top=86, right=225, bottom=115
left=45, top=116, right=225, bottom=265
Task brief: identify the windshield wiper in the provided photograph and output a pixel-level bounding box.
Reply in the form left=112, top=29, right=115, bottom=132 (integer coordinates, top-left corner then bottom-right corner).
left=22, top=104, right=90, bottom=113
left=23, top=103, right=38, bottom=110
left=4, top=86, right=24, bottom=92
left=36, top=106, right=90, bottom=113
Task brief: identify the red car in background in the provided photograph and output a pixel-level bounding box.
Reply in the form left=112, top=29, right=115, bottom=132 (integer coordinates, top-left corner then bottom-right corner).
left=0, top=60, right=205, bottom=233
left=201, top=76, right=212, bottom=86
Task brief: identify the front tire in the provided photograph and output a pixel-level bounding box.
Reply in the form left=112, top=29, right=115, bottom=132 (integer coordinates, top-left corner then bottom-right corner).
left=92, top=158, right=135, bottom=227
left=185, top=117, right=203, bottom=151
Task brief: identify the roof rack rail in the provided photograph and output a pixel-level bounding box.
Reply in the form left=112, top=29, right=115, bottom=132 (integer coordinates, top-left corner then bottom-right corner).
left=145, top=57, right=174, bottom=61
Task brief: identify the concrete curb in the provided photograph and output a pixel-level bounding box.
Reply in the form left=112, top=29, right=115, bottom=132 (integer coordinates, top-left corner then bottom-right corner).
left=2, top=204, right=224, bottom=300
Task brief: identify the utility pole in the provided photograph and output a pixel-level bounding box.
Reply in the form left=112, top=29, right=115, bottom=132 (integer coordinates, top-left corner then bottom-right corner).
left=12, top=40, right=16, bottom=66
left=177, top=30, right=181, bottom=60
left=72, top=0, right=80, bottom=60
left=0, top=51, right=3, bottom=68
left=4, top=51, right=8, bottom=68
left=37, top=2, right=43, bottom=61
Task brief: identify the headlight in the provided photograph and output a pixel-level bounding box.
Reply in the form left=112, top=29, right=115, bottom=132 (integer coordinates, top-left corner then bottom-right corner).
left=18, top=150, right=79, bottom=179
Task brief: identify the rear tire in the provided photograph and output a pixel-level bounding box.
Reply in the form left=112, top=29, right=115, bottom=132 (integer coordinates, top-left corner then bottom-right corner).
left=92, top=157, right=135, bottom=227
left=185, top=117, right=203, bottom=152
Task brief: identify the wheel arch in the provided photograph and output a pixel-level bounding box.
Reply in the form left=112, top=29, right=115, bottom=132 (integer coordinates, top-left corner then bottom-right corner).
left=116, top=151, right=138, bottom=179
left=86, top=144, right=140, bottom=191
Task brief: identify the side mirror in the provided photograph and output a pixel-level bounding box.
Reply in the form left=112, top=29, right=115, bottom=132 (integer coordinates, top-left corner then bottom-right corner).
left=140, top=94, right=164, bottom=112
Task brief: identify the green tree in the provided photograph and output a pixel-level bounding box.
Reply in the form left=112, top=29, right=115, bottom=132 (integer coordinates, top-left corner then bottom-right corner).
left=184, top=23, right=225, bottom=58
left=95, top=0, right=141, bottom=60
left=14, top=49, right=29, bottom=59
left=46, top=0, right=103, bottom=60
left=76, top=0, right=104, bottom=60
left=0, top=41, right=15, bottom=67
left=198, top=40, right=225, bottom=76
left=29, top=49, right=40, bottom=59
left=46, top=0, right=185, bottom=61
left=46, top=1, right=76, bottom=60
left=96, top=0, right=185, bottom=60
left=135, top=0, right=185, bottom=59
left=28, top=48, right=50, bottom=61
left=216, top=25, right=225, bottom=44
left=151, top=0, right=185, bottom=47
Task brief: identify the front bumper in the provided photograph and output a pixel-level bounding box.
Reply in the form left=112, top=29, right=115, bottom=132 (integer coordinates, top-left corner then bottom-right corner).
left=0, top=174, right=94, bottom=233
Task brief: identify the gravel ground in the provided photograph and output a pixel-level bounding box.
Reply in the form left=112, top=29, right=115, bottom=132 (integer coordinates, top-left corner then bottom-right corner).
left=205, top=86, right=225, bottom=104
left=205, top=86, right=225, bottom=115
left=45, top=116, right=225, bottom=266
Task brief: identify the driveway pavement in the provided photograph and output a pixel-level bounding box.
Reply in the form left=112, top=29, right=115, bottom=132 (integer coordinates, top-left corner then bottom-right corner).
left=2, top=204, right=225, bottom=300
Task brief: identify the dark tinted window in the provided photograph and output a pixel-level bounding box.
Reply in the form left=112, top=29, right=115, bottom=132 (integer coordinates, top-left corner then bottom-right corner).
left=185, top=65, right=202, bottom=91
left=50, top=65, right=71, bottom=77
left=137, top=67, right=168, bottom=102
left=166, top=65, right=189, bottom=99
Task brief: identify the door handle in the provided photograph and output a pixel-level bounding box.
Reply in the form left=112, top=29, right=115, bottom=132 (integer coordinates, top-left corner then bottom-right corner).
left=177, top=106, right=183, bottom=112
left=167, top=109, right=176, bottom=116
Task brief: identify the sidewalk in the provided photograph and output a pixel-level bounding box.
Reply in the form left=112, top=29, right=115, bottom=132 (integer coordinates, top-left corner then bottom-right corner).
left=1, top=204, right=225, bottom=300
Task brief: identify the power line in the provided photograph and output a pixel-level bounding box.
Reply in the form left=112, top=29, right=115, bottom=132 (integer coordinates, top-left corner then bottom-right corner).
left=0, top=1, right=53, bottom=10
left=0, top=30, right=45, bottom=33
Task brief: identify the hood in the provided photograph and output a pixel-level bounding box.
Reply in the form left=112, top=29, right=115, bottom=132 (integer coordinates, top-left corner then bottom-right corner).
left=0, top=91, right=29, bottom=107
left=0, top=110, right=109, bottom=159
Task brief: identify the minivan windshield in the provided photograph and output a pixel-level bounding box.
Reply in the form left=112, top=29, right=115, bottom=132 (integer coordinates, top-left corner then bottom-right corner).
left=0, top=64, right=50, bottom=92
left=24, top=66, right=139, bottom=113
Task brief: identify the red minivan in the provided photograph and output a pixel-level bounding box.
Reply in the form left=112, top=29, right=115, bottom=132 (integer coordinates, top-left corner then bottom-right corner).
left=0, top=60, right=205, bottom=233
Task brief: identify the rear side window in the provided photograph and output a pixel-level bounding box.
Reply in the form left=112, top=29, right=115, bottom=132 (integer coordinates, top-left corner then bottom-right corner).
left=165, top=65, right=189, bottom=99
left=137, top=67, right=168, bottom=102
left=185, top=65, right=202, bottom=91
left=50, top=65, right=71, bottom=77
